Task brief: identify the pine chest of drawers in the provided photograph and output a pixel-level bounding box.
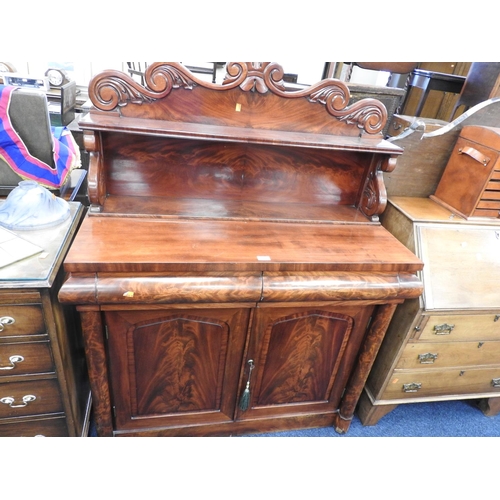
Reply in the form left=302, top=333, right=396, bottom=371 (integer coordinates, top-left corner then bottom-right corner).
left=0, top=202, right=91, bottom=436
left=358, top=196, right=500, bottom=425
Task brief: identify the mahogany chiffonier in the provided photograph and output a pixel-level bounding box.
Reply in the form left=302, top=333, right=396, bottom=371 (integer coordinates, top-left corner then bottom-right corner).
left=358, top=196, right=500, bottom=425
left=58, top=62, right=423, bottom=437
left=0, top=202, right=91, bottom=436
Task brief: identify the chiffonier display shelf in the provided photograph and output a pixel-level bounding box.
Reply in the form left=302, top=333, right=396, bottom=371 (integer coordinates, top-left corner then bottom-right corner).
left=0, top=202, right=90, bottom=436
left=58, top=62, right=423, bottom=437
left=358, top=196, right=500, bottom=425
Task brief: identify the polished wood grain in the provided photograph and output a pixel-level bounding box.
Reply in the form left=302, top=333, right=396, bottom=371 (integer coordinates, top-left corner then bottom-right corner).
left=237, top=303, right=375, bottom=422
left=0, top=341, right=54, bottom=376
left=0, top=416, right=69, bottom=437
left=334, top=303, right=397, bottom=433
left=62, top=216, right=423, bottom=274
left=418, top=314, right=500, bottom=342
left=79, top=311, right=113, bottom=437
left=380, top=366, right=500, bottom=401
left=0, top=305, right=45, bottom=338
left=60, top=273, right=262, bottom=305
left=396, top=340, right=500, bottom=369
left=0, top=379, right=63, bottom=418
left=254, top=311, right=353, bottom=406
left=105, top=308, right=250, bottom=431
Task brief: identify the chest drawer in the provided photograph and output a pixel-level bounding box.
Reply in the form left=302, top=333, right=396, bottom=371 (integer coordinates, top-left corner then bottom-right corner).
left=0, top=379, right=63, bottom=418
left=382, top=367, right=500, bottom=401
left=419, top=314, right=500, bottom=342
left=0, top=416, right=69, bottom=437
left=396, top=340, right=500, bottom=370
left=0, top=341, right=54, bottom=377
left=0, top=305, right=45, bottom=338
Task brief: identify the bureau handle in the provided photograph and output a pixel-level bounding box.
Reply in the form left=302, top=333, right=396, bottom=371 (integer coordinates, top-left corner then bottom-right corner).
left=402, top=382, right=422, bottom=393
left=458, top=146, right=491, bottom=167
left=0, top=355, right=24, bottom=370
left=433, top=323, right=455, bottom=335
left=239, top=359, right=255, bottom=412
left=418, top=352, right=438, bottom=364
left=0, top=394, right=36, bottom=408
left=492, top=378, right=500, bottom=388
left=0, top=316, right=15, bottom=332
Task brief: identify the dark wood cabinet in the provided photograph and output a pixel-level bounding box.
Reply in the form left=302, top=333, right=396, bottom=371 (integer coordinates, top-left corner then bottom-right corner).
left=0, top=203, right=90, bottom=436
left=59, top=62, right=423, bottom=436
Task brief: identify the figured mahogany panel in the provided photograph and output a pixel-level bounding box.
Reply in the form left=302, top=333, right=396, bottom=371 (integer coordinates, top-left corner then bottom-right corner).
left=256, top=311, right=353, bottom=405
left=236, top=303, right=375, bottom=420
left=131, top=315, right=228, bottom=414
left=103, top=134, right=367, bottom=206
left=106, top=308, right=250, bottom=430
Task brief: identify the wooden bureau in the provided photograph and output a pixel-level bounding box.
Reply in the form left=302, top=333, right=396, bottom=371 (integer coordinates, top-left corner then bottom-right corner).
left=58, top=62, right=423, bottom=436
left=358, top=196, right=500, bottom=425
left=0, top=202, right=91, bottom=436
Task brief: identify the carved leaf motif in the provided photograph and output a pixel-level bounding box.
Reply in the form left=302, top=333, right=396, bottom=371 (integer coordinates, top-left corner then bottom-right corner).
left=89, top=64, right=198, bottom=111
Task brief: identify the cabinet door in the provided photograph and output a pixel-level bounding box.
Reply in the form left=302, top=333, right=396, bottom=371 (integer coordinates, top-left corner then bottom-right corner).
left=236, top=304, right=374, bottom=420
left=105, top=308, right=250, bottom=431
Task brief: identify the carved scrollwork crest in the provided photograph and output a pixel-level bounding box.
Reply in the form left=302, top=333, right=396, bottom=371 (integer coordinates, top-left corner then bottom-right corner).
left=88, top=62, right=387, bottom=134
left=89, top=63, right=199, bottom=111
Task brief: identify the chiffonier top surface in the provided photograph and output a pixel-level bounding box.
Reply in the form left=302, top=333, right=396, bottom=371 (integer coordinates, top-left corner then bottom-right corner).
left=63, top=215, right=422, bottom=274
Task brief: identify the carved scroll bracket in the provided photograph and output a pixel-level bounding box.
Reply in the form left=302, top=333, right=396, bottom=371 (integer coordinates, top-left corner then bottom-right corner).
left=359, top=155, right=397, bottom=221
left=83, top=130, right=106, bottom=212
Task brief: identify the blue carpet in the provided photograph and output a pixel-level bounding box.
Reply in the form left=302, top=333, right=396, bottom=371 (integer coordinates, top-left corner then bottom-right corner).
left=243, top=399, right=500, bottom=437
left=88, top=399, right=500, bottom=437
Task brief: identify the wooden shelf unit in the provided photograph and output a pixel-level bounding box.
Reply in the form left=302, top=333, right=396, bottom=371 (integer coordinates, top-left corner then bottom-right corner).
left=59, top=62, right=423, bottom=437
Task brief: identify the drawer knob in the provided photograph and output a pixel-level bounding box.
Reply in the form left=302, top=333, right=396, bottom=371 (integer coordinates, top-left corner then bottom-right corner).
left=418, top=352, right=438, bottom=364
left=403, top=382, right=422, bottom=393
left=492, top=378, right=500, bottom=388
left=0, top=394, right=36, bottom=408
left=0, top=316, right=15, bottom=332
left=433, top=323, right=454, bottom=335
left=0, top=355, right=24, bottom=370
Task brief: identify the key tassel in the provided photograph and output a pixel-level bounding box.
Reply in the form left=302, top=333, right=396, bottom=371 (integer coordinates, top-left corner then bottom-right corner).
left=239, top=384, right=251, bottom=411
left=239, top=359, right=254, bottom=412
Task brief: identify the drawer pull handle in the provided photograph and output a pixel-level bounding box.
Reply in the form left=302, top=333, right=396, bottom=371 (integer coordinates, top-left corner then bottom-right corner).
left=458, top=146, right=490, bottom=166
left=403, top=382, right=422, bottom=393
left=433, top=323, right=454, bottom=335
left=0, top=394, right=36, bottom=408
left=418, top=352, right=438, bottom=364
left=492, top=378, right=500, bottom=388
left=0, top=316, right=15, bottom=332
left=0, top=355, right=24, bottom=370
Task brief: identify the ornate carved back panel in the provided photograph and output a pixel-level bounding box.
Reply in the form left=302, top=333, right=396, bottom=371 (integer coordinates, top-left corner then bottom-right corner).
left=81, top=62, right=402, bottom=221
